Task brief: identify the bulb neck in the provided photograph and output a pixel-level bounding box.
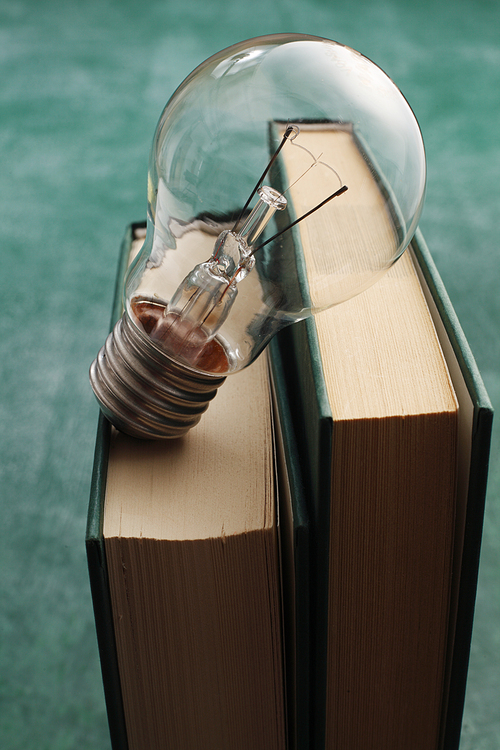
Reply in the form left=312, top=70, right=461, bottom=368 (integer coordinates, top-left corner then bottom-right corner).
left=236, top=185, right=287, bottom=248
left=89, top=311, right=226, bottom=439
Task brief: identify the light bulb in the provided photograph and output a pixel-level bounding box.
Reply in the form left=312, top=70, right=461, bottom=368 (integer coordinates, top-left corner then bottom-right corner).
left=90, top=33, right=426, bottom=439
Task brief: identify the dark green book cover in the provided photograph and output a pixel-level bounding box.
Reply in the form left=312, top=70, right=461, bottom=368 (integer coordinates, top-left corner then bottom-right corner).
left=269, top=338, right=310, bottom=750
left=410, top=230, right=493, bottom=750
left=85, top=224, right=141, bottom=750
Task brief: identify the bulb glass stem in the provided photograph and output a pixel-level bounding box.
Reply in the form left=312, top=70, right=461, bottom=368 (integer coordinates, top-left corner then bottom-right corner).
left=233, top=186, right=287, bottom=250
left=161, top=184, right=287, bottom=363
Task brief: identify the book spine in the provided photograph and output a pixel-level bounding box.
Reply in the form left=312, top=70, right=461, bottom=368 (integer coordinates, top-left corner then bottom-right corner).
left=86, top=415, right=129, bottom=750
left=271, top=318, right=332, bottom=750
left=269, top=336, right=311, bottom=750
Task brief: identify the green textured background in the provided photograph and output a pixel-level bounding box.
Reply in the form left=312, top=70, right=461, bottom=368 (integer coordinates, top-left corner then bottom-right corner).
left=0, top=1, right=498, bottom=748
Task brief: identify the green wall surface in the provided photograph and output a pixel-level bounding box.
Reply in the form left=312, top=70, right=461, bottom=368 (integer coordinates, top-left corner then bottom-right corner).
left=0, top=0, right=498, bottom=748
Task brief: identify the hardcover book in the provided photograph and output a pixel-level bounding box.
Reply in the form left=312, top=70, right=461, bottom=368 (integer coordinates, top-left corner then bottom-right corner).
left=87, top=226, right=287, bottom=750
left=269, top=122, right=493, bottom=750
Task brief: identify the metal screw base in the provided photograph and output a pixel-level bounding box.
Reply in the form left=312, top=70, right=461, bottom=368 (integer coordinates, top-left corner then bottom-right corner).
left=89, top=312, right=226, bottom=439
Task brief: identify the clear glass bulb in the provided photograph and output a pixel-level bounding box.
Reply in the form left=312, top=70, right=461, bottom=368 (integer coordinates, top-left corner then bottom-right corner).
left=90, top=33, right=426, bottom=438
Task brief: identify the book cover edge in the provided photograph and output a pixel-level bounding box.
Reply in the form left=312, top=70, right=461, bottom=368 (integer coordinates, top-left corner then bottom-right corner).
left=411, top=228, right=493, bottom=750
left=85, top=225, right=139, bottom=750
